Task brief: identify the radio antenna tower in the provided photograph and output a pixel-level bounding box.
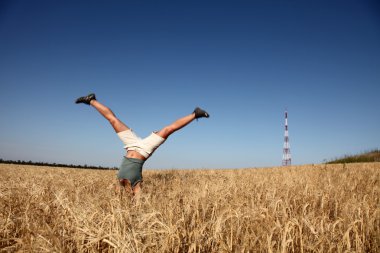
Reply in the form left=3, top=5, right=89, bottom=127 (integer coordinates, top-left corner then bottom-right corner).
left=282, top=109, right=291, bottom=166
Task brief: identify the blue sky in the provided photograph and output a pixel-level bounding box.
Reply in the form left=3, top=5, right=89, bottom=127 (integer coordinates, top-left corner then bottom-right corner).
left=0, top=0, right=379, bottom=169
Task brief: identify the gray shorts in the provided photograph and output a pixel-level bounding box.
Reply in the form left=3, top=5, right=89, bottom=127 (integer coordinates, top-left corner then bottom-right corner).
left=117, top=129, right=165, bottom=158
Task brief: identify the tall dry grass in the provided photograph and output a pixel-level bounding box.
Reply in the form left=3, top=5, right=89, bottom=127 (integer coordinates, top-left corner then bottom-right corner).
left=0, top=163, right=379, bottom=252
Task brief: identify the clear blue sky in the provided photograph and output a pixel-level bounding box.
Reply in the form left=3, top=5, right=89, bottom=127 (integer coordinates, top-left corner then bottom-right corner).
left=1, top=0, right=379, bottom=169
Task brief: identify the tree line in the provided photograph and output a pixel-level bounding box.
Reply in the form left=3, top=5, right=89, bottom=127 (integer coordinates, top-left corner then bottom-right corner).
left=326, top=149, right=380, bottom=164
left=0, top=158, right=117, bottom=170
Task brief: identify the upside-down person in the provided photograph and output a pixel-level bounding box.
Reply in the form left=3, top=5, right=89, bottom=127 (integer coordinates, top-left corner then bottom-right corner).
left=75, top=93, right=209, bottom=197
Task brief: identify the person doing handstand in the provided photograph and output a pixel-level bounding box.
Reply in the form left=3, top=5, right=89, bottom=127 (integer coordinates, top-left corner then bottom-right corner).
left=75, top=93, right=209, bottom=196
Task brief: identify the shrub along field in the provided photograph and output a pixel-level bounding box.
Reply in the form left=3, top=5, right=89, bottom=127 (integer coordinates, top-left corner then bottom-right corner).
left=326, top=149, right=380, bottom=164
left=0, top=163, right=379, bottom=252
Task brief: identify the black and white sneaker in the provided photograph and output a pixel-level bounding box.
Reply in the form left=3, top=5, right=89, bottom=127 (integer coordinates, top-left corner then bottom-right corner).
left=193, top=107, right=209, bottom=119
left=75, top=93, right=96, bottom=105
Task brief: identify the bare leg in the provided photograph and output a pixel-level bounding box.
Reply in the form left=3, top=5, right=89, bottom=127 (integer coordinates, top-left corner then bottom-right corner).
left=156, top=113, right=196, bottom=139
left=90, top=100, right=129, bottom=133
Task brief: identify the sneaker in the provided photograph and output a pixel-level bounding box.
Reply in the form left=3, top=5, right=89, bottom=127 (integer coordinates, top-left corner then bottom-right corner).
left=193, top=107, right=209, bottom=119
left=75, top=93, right=96, bottom=105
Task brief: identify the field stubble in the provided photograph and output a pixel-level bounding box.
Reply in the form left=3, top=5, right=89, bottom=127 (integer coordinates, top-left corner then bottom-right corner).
left=0, top=163, right=379, bottom=252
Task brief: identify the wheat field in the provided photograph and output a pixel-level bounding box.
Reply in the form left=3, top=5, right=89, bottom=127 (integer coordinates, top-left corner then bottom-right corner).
left=0, top=163, right=379, bottom=253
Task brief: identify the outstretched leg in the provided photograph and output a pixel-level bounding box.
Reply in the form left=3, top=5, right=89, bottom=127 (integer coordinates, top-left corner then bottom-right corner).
left=76, top=93, right=129, bottom=133
left=90, top=100, right=129, bottom=133
left=156, top=107, right=209, bottom=139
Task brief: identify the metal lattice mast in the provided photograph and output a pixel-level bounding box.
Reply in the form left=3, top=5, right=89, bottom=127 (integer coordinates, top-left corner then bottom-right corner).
left=282, top=110, right=291, bottom=166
